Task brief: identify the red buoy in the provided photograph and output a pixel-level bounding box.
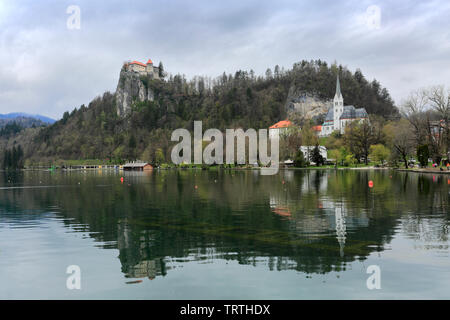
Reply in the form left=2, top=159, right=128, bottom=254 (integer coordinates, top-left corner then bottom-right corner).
left=120, top=177, right=124, bottom=183
left=368, top=180, right=374, bottom=188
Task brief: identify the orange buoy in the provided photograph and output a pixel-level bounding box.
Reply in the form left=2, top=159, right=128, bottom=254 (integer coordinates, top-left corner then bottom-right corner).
left=368, top=180, right=374, bottom=188
left=447, top=179, right=450, bottom=185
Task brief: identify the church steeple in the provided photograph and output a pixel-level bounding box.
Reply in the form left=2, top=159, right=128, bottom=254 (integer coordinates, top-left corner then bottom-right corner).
left=333, top=73, right=344, bottom=132
left=335, top=74, right=342, bottom=99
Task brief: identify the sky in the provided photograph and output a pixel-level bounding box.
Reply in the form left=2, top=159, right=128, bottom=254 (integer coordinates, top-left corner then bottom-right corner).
left=0, top=0, right=449, bottom=119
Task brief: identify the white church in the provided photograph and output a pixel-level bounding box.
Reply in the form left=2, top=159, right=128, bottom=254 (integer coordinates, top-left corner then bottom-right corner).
left=319, top=75, right=369, bottom=137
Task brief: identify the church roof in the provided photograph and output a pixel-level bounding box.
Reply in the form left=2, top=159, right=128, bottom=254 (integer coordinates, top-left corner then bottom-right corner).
left=324, top=108, right=334, bottom=121
left=355, top=108, right=368, bottom=118
left=324, top=105, right=369, bottom=122
left=147, top=59, right=153, bottom=65
left=340, top=105, right=357, bottom=119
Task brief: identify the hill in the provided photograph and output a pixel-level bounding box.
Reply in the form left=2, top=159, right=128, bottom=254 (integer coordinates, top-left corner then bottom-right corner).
left=0, top=113, right=55, bottom=125
left=3, top=60, right=399, bottom=166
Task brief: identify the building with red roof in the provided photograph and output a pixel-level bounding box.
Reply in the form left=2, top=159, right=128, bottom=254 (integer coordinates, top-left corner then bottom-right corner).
left=269, top=120, right=293, bottom=129
left=124, top=58, right=159, bottom=79
left=269, top=120, right=295, bottom=138
left=312, top=125, right=322, bottom=135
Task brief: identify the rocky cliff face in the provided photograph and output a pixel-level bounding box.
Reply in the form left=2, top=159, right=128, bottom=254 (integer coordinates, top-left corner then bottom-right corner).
left=285, top=86, right=331, bottom=121
left=115, top=67, right=154, bottom=117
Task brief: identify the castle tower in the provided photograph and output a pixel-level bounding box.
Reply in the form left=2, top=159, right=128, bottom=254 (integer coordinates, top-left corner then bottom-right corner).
left=146, top=59, right=153, bottom=74
left=333, top=74, right=344, bottom=131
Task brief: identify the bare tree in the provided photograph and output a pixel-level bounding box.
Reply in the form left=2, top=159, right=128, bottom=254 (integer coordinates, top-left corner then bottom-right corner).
left=402, top=86, right=450, bottom=163
left=392, top=119, right=416, bottom=168
left=426, top=86, right=450, bottom=160
left=401, top=89, right=428, bottom=145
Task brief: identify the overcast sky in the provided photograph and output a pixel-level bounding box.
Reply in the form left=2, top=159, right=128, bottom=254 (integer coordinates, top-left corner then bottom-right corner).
left=0, top=0, right=449, bottom=119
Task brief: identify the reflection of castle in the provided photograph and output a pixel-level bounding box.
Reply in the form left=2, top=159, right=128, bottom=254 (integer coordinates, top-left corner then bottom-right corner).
left=117, top=219, right=166, bottom=280
left=126, top=259, right=159, bottom=280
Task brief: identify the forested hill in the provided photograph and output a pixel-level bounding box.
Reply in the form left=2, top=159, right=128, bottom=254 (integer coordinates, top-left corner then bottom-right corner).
left=23, top=60, right=398, bottom=164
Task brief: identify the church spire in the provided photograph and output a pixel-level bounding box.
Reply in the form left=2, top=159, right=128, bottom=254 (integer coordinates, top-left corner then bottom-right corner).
left=335, top=74, right=342, bottom=98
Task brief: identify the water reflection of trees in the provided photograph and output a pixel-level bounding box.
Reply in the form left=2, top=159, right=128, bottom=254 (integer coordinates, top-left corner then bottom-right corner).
left=0, top=169, right=448, bottom=278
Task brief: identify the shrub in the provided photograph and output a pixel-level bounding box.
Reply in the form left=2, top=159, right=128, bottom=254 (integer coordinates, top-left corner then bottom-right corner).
left=294, top=150, right=307, bottom=167
left=417, top=145, right=429, bottom=168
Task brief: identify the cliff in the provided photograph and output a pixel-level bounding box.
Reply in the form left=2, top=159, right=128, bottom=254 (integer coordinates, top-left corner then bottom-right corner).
left=285, top=86, right=331, bottom=122
left=115, top=67, right=155, bottom=117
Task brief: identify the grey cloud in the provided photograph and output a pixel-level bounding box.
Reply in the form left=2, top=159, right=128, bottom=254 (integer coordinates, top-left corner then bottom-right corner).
left=0, top=0, right=449, bottom=118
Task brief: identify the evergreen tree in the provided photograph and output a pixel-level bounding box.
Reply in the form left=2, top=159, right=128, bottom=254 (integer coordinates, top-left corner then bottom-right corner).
left=128, top=134, right=137, bottom=160
left=311, top=145, right=324, bottom=166
left=158, top=62, right=165, bottom=79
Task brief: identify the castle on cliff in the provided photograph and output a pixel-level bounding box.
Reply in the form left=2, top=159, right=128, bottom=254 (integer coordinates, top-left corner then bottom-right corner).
left=123, top=59, right=160, bottom=79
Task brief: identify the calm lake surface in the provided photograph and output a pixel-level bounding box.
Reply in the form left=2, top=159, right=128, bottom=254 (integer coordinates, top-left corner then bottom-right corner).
left=0, top=169, right=449, bottom=299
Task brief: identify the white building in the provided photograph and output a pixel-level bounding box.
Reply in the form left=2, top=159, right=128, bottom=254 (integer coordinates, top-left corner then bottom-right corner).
left=269, top=120, right=294, bottom=139
left=319, top=75, right=369, bottom=137
left=300, top=146, right=327, bottom=162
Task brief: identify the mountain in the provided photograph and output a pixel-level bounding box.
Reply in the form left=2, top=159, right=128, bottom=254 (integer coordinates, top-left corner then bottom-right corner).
left=0, top=116, right=48, bottom=129
left=2, top=59, right=399, bottom=165
left=0, top=113, right=56, bottom=124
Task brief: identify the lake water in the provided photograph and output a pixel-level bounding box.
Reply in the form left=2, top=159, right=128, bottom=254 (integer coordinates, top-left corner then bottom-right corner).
left=0, top=169, right=449, bottom=299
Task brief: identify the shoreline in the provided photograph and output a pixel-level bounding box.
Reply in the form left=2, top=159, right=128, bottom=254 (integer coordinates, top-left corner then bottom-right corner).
left=5, top=166, right=450, bottom=174
left=5, top=166, right=392, bottom=173
left=396, top=168, right=450, bottom=175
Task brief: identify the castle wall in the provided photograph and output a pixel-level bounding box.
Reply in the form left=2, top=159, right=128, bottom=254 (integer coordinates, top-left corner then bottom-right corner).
left=126, top=63, right=159, bottom=79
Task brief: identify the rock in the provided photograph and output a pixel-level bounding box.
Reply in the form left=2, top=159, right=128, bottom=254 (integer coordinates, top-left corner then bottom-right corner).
left=115, top=67, right=154, bottom=117
left=285, top=86, right=331, bottom=121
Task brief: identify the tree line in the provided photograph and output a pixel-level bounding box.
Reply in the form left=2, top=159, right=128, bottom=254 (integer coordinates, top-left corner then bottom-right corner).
left=16, top=59, right=399, bottom=166
left=2, top=145, right=24, bottom=170
left=278, top=85, right=449, bottom=169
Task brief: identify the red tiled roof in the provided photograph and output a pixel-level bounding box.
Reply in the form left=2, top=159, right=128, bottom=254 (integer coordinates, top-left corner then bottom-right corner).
left=147, top=59, right=153, bottom=65
left=129, top=60, right=146, bottom=67
left=269, top=120, right=293, bottom=129
left=272, top=206, right=292, bottom=218
left=312, top=125, right=322, bottom=132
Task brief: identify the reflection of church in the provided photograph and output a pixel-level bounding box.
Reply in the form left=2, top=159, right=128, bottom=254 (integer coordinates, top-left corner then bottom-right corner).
left=268, top=171, right=369, bottom=258
left=334, top=205, right=346, bottom=258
